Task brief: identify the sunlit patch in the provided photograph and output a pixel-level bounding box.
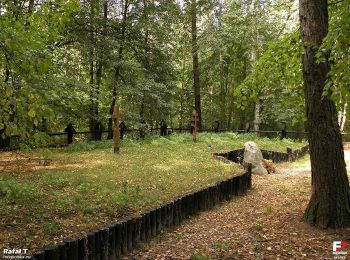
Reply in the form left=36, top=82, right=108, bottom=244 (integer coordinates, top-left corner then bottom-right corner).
left=168, top=159, right=191, bottom=167
left=153, top=164, right=173, bottom=171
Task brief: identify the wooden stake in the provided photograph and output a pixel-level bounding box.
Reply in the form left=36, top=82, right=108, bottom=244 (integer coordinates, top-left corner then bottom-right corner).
left=111, top=106, right=120, bottom=153
left=191, top=110, right=199, bottom=142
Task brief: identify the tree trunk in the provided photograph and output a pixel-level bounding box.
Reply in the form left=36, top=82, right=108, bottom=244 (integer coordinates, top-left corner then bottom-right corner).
left=140, top=92, right=145, bottom=121
left=179, top=70, right=185, bottom=130
left=216, top=0, right=226, bottom=129
left=338, top=94, right=348, bottom=132
left=25, top=0, right=34, bottom=26
left=140, top=0, right=150, bottom=123
left=93, top=1, right=108, bottom=141
left=227, top=95, right=235, bottom=130
left=108, top=0, right=128, bottom=139
left=219, top=52, right=226, bottom=130
left=179, top=40, right=187, bottom=131
left=300, top=0, right=350, bottom=228
left=191, top=0, right=202, bottom=129
left=0, top=128, right=10, bottom=150
left=88, top=0, right=99, bottom=141
left=253, top=99, right=262, bottom=131
left=249, top=0, right=263, bottom=132
left=89, top=58, right=99, bottom=141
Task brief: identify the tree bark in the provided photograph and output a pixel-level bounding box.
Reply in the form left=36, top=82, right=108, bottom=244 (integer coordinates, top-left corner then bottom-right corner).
left=108, top=0, right=128, bottom=139
left=179, top=56, right=186, bottom=130
left=139, top=0, right=150, bottom=123
left=191, top=0, right=202, bottom=129
left=300, top=0, right=350, bottom=228
left=227, top=95, right=235, bottom=130
left=215, top=0, right=226, bottom=130
left=249, top=0, right=262, bottom=132
left=338, top=94, right=348, bottom=132
left=25, top=0, right=35, bottom=27
left=88, top=0, right=99, bottom=141
left=253, top=99, right=262, bottom=131
left=219, top=51, right=226, bottom=130
left=93, top=0, right=108, bottom=141
left=140, top=92, right=145, bottom=121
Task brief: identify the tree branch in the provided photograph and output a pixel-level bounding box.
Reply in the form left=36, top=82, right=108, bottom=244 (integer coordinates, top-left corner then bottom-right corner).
left=329, top=0, right=345, bottom=5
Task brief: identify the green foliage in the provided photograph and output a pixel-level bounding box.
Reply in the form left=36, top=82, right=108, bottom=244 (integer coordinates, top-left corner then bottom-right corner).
left=235, top=31, right=305, bottom=127
left=60, top=139, right=113, bottom=152
left=323, top=1, right=350, bottom=94
left=252, top=223, right=264, bottom=231
left=0, top=176, right=37, bottom=203
left=55, top=132, right=306, bottom=153
left=0, top=0, right=80, bottom=142
left=263, top=203, right=274, bottom=215
left=234, top=0, right=350, bottom=131
left=213, top=241, right=230, bottom=252
left=1, top=0, right=348, bottom=146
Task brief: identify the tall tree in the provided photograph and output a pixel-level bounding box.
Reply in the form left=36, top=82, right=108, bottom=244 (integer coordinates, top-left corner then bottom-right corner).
left=139, top=0, right=150, bottom=122
left=191, top=0, right=202, bottom=128
left=215, top=0, right=226, bottom=129
left=107, top=0, right=129, bottom=139
left=300, top=0, right=350, bottom=227
left=88, top=0, right=98, bottom=140
left=249, top=0, right=263, bottom=132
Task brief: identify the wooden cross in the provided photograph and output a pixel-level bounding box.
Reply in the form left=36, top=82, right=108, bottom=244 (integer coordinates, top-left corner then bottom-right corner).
left=191, top=110, right=199, bottom=142
left=111, top=106, right=120, bottom=153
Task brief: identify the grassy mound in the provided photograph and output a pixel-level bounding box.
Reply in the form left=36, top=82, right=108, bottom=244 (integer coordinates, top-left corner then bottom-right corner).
left=0, top=133, right=306, bottom=252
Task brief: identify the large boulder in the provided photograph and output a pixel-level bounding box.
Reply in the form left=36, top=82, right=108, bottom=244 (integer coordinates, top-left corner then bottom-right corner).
left=244, top=141, right=268, bottom=175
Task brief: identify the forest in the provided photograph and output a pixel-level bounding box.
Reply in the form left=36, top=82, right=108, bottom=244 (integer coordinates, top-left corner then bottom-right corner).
left=1, top=0, right=350, bottom=259
left=1, top=0, right=348, bottom=145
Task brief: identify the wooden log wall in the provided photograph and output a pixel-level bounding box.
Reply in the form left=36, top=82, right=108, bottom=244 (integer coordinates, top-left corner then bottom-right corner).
left=214, top=145, right=309, bottom=163
left=31, top=169, right=252, bottom=260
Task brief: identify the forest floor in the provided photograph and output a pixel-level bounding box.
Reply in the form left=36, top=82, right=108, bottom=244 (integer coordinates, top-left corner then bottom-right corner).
left=0, top=133, right=306, bottom=254
left=125, top=151, right=350, bottom=260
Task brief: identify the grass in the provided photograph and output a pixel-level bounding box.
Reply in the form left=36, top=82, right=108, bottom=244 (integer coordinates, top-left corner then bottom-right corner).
left=0, top=132, right=306, bottom=252
left=252, top=223, right=264, bottom=231
left=213, top=240, right=230, bottom=252
left=189, top=253, right=211, bottom=260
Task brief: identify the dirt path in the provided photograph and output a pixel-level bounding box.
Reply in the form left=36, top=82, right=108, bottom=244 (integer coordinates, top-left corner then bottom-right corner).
left=125, top=157, right=350, bottom=259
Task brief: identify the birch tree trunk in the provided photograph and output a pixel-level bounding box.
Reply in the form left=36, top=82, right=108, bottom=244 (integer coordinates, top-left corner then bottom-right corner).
left=249, top=0, right=262, bottom=132
left=338, top=94, right=348, bottom=132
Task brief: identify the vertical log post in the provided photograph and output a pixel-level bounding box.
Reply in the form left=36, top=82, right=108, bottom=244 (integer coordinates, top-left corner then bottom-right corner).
left=161, top=205, right=168, bottom=227
left=58, top=243, right=68, bottom=260
left=126, top=219, right=134, bottom=251
left=120, top=222, right=128, bottom=255
left=150, top=210, right=157, bottom=236
left=108, top=226, right=116, bottom=260
left=132, top=218, right=141, bottom=246
left=87, top=232, right=96, bottom=260
left=111, top=106, right=120, bottom=153
left=140, top=215, right=146, bottom=241
left=44, top=246, right=60, bottom=260
left=66, top=239, right=78, bottom=260
left=191, top=110, right=199, bottom=142
left=100, top=228, right=109, bottom=260
left=155, top=207, right=162, bottom=234
left=77, top=237, right=87, bottom=260
left=115, top=224, right=122, bottom=258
